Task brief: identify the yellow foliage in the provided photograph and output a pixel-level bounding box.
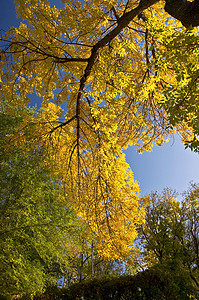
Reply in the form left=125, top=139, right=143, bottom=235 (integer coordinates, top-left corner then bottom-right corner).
left=1, top=0, right=197, bottom=261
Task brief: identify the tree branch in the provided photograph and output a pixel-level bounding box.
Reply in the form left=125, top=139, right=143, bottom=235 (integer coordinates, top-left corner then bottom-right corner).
left=54, top=57, right=88, bottom=63
left=49, top=115, right=76, bottom=133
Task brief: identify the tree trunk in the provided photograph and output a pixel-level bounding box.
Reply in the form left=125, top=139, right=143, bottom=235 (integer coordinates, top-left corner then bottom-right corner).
left=165, top=0, right=199, bottom=27
left=91, top=241, right=94, bottom=278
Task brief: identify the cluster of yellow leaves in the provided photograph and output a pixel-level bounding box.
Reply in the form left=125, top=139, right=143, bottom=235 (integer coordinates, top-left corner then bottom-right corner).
left=35, top=102, right=147, bottom=260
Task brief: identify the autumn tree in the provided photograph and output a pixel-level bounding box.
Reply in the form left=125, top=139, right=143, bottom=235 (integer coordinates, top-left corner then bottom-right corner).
left=0, top=0, right=199, bottom=260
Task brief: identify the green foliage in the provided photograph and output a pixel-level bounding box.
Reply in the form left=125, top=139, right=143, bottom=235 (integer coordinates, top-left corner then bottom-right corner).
left=156, top=28, right=199, bottom=151
left=137, top=186, right=199, bottom=297
left=0, top=103, right=82, bottom=298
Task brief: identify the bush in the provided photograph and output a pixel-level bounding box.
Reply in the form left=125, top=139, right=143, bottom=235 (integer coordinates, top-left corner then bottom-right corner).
left=33, top=267, right=197, bottom=300
left=51, top=269, right=175, bottom=299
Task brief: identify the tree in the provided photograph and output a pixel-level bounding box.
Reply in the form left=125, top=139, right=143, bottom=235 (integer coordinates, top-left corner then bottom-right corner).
left=137, top=186, right=199, bottom=297
left=181, top=183, right=199, bottom=288
left=0, top=102, right=84, bottom=298
left=0, top=0, right=198, bottom=260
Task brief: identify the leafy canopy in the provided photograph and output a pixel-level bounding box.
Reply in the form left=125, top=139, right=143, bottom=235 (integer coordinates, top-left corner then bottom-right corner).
left=0, top=0, right=199, bottom=260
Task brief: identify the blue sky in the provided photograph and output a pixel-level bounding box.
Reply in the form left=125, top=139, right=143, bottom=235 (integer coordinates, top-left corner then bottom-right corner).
left=1, top=0, right=199, bottom=199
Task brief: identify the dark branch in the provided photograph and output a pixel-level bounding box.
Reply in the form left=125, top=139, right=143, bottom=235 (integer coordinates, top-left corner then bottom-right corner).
left=49, top=115, right=76, bottom=133
left=54, top=57, right=89, bottom=63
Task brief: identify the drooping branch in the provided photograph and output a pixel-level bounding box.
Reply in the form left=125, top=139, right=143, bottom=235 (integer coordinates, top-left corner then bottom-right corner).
left=165, top=0, right=199, bottom=27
